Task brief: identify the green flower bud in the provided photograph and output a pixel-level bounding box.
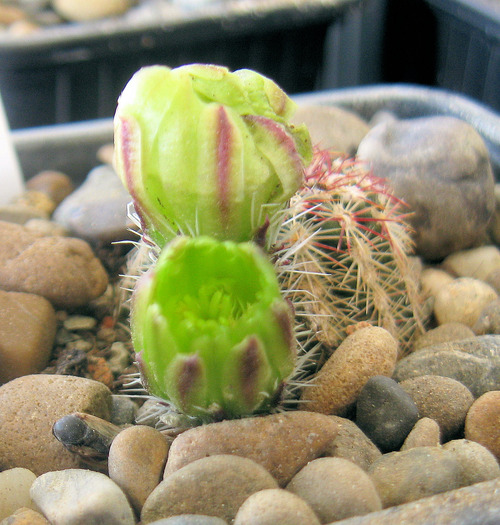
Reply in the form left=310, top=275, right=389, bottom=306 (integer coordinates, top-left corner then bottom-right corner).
left=131, top=236, right=296, bottom=419
left=114, top=64, right=312, bottom=247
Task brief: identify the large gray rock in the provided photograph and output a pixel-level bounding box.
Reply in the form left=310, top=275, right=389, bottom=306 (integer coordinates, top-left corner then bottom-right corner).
left=357, top=116, right=495, bottom=261
left=53, top=165, right=135, bottom=243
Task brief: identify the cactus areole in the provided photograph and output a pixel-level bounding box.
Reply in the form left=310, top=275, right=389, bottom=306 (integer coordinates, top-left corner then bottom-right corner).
left=114, top=64, right=312, bottom=247
left=131, top=236, right=296, bottom=419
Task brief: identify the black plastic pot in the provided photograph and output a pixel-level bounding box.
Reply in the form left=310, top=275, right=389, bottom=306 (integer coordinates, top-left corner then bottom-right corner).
left=0, top=0, right=386, bottom=129
left=424, top=0, right=500, bottom=112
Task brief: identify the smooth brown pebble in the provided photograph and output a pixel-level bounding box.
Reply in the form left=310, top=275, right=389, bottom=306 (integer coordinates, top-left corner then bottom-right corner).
left=0, top=221, right=108, bottom=308
left=141, top=455, right=278, bottom=524
left=0, top=375, right=111, bottom=475
left=465, top=390, right=500, bottom=461
left=234, top=488, right=320, bottom=525
left=412, top=322, right=475, bottom=351
left=368, top=446, right=463, bottom=508
left=0, top=290, right=56, bottom=384
left=443, top=439, right=500, bottom=486
left=399, top=375, right=474, bottom=440
left=400, top=417, right=441, bottom=450
left=164, top=411, right=340, bottom=486
left=108, top=425, right=170, bottom=513
left=286, top=457, right=381, bottom=523
left=300, top=326, right=398, bottom=415
left=434, top=277, right=498, bottom=328
left=26, top=171, right=74, bottom=207
left=324, top=416, right=382, bottom=471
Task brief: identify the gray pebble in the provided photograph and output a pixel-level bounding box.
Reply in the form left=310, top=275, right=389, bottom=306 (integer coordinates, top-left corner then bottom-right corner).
left=53, top=164, right=136, bottom=243
left=443, top=439, right=500, bottom=487
left=412, top=322, right=475, bottom=351
left=355, top=376, right=419, bottom=452
left=473, top=299, right=500, bottom=335
left=108, top=341, right=132, bottom=375
left=368, top=447, right=463, bottom=508
left=399, top=375, right=474, bottom=440
left=357, top=116, right=495, bottom=261
left=110, top=395, right=138, bottom=426
left=322, top=478, right=500, bottom=524
left=291, top=104, right=370, bottom=155
left=393, top=339, right=500, bottom=398
left=30, top=469, right=135, bottom=524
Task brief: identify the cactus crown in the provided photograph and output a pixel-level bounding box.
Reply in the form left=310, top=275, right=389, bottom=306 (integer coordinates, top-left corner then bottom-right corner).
left=275, top=149, right=426, bottom=405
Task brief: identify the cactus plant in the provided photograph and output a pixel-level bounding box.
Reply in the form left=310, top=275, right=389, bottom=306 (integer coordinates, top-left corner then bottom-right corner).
left=274, top=149, right=426, bottom=403
left=130, top=235, right=296, bottom=421
left=114, top=64, right=312, bottom=248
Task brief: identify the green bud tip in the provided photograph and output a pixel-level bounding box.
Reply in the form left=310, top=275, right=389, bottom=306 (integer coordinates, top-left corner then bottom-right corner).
left=114, top=64, right=312, bottom=247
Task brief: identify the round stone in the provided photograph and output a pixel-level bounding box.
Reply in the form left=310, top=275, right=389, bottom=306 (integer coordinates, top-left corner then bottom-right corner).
left=401, top=417, right=441, bottom=450
left=0, top=468, right=37, bottom=520
left=300, top=325, right=398, bottom=415
left=357, top=116, right=495, bottom=260
left=108, top=425, right=170, bottom=514
left=141, top=455, right=278, bottom=524
left=286, top=457, right=381, bottom=522
left=473, top=299, right=500, bottom=335
left=234, top=488, right=320, bottom=525
left=399, top=375, right=474, bottom=441
left=465, top=391, right=500, bottom=461
left=355, top=375, right=419, bottom=452
left=443, top=439, right=500, bottom=486
left=434, top=277, right=497, bottom=328
left=324, top=416, right=382, bottom=471
left=368, top=447, right=463, bottom=508
left=412, top=323, right=475, bottom=351
left=30, top=469, right=135, bottom=524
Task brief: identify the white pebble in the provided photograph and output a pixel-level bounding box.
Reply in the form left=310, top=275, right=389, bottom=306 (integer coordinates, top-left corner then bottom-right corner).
left=63, top=315, right=97, bottom=331
left=434, top=277, right=498, bottom=327
left=0, top=468, right=37, bottom=520
left=30, top=469, right=135, bottom=525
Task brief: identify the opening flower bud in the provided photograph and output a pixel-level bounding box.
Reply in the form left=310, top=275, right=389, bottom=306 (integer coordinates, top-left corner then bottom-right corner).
left=131, top=236, right=296, bottom=419
left=114, top=64, right=312, bottom=247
